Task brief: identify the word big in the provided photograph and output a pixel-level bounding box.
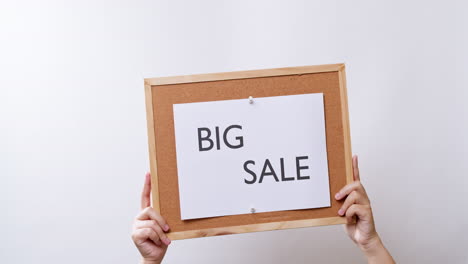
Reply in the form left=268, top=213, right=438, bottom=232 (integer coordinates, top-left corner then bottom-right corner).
left=197, top=125, right=243, bottom=151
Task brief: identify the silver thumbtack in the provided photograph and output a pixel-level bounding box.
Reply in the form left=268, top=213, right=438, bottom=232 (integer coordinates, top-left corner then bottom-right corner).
left=249, top=96, right=254, bottom=104
left=250, top=207, right=256, bottom=213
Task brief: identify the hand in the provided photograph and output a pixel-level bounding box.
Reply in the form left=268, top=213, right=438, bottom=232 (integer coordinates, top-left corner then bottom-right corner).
left=335, top=155, right=395, bottom=264
left=132, top=173, right=171, bottom=264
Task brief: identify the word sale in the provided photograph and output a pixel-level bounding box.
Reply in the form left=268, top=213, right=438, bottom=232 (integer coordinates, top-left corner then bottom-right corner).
left=197, top=125, right=311, bottom=184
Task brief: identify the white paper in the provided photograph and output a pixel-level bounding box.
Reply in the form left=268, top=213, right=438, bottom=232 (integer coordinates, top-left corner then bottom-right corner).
left=173, top=93, right=330, bottom=220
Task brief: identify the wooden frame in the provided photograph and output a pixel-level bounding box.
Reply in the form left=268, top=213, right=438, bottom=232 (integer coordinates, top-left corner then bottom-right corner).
left=145, top=63, right=353, bottom=240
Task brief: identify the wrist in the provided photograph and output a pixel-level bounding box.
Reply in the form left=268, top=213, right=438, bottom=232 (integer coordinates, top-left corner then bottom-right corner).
left=141, top=258, right=161, bottom=264
left=360, top=234, right=395, bottom=264
left=360, top=234, right=384, bottom=256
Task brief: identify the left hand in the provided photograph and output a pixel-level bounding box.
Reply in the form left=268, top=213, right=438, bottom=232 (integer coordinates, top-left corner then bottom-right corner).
left=131, top=173, right=171, bottom=264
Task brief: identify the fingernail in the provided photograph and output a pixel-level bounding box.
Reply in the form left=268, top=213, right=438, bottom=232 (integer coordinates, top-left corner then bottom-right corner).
left=338, top=209, right=344, bottom=215
left=335, top=193, right=340, bottom=199
left=164, top=237, right=172, bottom=245
left=164, top=224, right=170, bottom=231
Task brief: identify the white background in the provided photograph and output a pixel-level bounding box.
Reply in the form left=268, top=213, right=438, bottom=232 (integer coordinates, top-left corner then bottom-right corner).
left=174, top=94, right=330, bottom=220
left=1, top=0, right=467, bottom=263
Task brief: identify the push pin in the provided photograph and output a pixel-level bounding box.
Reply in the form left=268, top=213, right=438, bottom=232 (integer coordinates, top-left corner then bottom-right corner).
left=249, top=96, right=254, bottom=104
left=250, top=207, right=256, bottom=213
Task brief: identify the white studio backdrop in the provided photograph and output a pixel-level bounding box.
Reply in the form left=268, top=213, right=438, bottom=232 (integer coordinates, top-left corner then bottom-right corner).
left=1, top=0, right=467, bottom=263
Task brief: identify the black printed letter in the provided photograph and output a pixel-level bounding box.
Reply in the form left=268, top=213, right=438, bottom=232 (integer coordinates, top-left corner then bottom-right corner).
left=243, top=160, right=256, bottom=184
left=223, top=125, right=244, bottom=149
left=198, top=127, right=213, bottom=151
left=259, top=159, right=279, bottom=183
left=296, top=156, right=310, bottom=180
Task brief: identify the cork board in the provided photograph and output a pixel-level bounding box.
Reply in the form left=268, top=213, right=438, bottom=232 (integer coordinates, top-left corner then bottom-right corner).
left=144, top=63, right=353, bottom=240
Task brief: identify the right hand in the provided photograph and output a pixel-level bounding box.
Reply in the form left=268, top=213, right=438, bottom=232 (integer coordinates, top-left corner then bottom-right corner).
left=335, top=155, right=395, bottom=263
left=335, top=155, right=378, bottom=249
left=132, top=173, right=171, bottom=264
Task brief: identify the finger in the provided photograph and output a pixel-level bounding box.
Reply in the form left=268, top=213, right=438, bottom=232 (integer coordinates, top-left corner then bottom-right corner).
left=338, top=190, right=370, bottom=215
left=353, top=155, right=360, bottom=181
left=136, top=207, right=170, bottom=232
left=334, top=181, right=365, bottom=200
left=141, top=173, right=151, bottom=210
left=338, top=191, right=357, bottom=216
left=345, top=204, right=371, bottom=224
left=132, top=227, right=161, bottom=246
left=134, top=220, right=171, bottom=246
